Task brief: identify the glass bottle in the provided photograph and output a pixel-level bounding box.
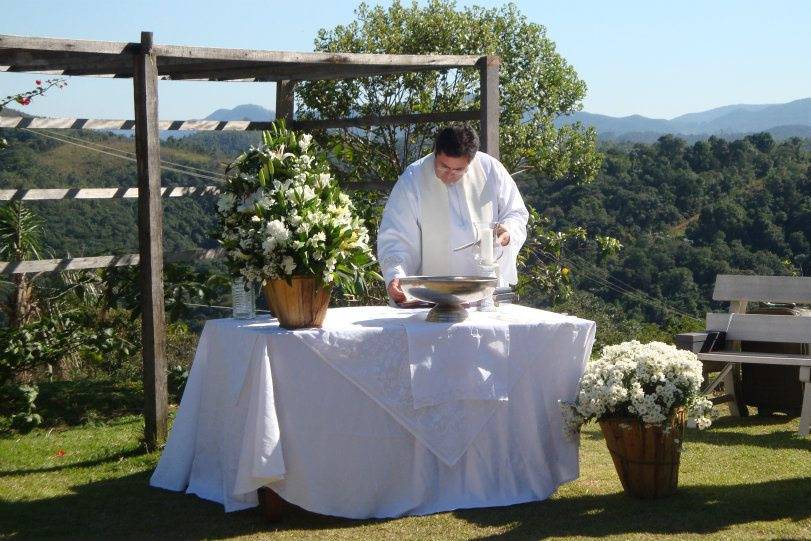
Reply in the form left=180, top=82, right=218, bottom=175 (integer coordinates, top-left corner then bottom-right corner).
left=232, top=277, right=256, bottom=320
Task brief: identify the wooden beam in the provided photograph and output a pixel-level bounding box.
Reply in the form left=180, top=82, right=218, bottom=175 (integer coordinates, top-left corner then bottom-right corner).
left=162, top=63, right=460, bottom=82
left=0, top=56, right=471, bottom=81
left=0, top=186, right=219, bottom=201
left=0, top=253, right=140, bottom=274
left=478, top=55, right=500, bottom=160
left=0, top=248, right=225, bottom=275
left=151, top=43, right=480, bottom=68
left=0, top=33, right=481, bottom=68
left=0, top=49, right=130, bottom=73
left=291, top=110, right=479, bottom=131
left=2, top=110, right=479, bottom=131
left=133, top=31, right=168, bottom=448
left=275, top=80, right=295, bottom=122
left=0, top=115, right=260, bottom=131
left=0, top=34, right=135, bottom=55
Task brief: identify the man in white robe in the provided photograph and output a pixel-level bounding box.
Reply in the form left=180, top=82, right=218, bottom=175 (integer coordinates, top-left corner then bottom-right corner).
left=377, top=124, right=529, bottom=304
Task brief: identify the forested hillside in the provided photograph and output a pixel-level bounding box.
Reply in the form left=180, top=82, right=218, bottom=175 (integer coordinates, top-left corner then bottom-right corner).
left=1, top=127, right=809, bottom=327
left=531, top=133, right=811, bottom=323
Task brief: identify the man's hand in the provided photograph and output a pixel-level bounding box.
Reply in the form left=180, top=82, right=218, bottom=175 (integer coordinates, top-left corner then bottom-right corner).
left=495, top=224, right=510, bottom=246
left=387, top=277, right=406, bottom=304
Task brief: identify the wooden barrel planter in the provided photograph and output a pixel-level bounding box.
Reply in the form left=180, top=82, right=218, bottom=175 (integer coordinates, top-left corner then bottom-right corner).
left=263, top=277, right=331, bottom=329
left=599, top=408, right=686, bottom=499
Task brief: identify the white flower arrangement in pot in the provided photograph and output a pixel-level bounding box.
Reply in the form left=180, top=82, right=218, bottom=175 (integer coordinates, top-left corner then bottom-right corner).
left=215, top=121, right=381, bottom=328
left=561, top=340, right=715, bottom=498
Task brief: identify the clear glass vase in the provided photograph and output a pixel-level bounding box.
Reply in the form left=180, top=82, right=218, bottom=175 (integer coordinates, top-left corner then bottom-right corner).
left=232, top=277, right=256, bottom=320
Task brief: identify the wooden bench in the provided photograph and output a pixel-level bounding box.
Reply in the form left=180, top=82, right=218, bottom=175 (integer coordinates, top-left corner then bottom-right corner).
left=677, top=274, right=811, bottom=436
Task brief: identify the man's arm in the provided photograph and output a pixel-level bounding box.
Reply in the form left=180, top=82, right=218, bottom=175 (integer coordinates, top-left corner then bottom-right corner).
left=377, top=170, right=421, bottom=302
left=481, top=155, right=528, bottom=286
left=493, top=159, right=529, bottom=250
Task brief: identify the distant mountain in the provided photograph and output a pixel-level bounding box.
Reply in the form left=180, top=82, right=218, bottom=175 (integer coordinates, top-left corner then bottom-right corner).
left=557, top=98, right=811, bottom=141
left=669, top=103, right=772, bottom=126
left=205, top=104, right=275, bottom=122
left=0, top=106, right=32, bottom=118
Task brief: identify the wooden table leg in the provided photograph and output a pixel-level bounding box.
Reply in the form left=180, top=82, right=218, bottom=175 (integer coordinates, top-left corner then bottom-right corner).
left=257, top=486, right=287, bottom=522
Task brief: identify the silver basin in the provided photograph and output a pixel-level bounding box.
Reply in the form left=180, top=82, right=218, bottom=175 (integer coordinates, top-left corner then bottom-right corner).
left=398, top=275, right=497, bottom=322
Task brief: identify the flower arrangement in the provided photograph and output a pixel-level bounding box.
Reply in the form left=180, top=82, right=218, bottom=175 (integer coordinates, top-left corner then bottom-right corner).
left=561, top=340, right=714, bottom=438
left=216, top=121, right=380, bottom=293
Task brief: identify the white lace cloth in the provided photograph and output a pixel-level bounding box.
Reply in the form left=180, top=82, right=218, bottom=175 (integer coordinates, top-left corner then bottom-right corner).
left=150, top=304, right=596, bottom=517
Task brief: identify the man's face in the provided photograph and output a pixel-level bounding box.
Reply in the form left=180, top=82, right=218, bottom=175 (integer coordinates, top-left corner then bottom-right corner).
left=434, top=152, right=471, bottom=185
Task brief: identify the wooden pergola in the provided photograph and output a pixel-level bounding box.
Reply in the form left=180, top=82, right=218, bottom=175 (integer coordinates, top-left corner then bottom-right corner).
left=0, top=32, right=501, bottom=447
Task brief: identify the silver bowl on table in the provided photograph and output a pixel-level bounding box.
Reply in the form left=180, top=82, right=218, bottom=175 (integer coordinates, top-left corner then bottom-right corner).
left=398, top=275, right=498, bottom=323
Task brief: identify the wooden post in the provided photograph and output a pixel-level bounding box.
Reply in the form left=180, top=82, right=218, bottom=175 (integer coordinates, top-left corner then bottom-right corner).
left=275, top=80, right=295, bottom=124
left=133, top=31, right=167, bottom=447
left=478, top=55, right=500, bottom=160
left=726, top=299, right=749, bottom=417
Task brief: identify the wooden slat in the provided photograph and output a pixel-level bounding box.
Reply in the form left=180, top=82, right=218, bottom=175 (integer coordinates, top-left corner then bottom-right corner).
left=478, top=55, right=500, bottom=160
left=698, top=351, right=811, bottom=367
left=1, top=111, right=479, bottom=131
left=706, top=312, right=811, bottom=343
left=0, top=253, right=140, bottom=274
left=0, top=116, right=260, bottom=131
left=168, top=248, right=224, bottom=263
left=0, top=249, right=225, bottom=275
left=713, top=274, right=811, bottom=303
left=0, top=186, right=219, bottom=201
left=0, top=181, right=394, bottom=203
left=0, top=117, right=132, bottom=129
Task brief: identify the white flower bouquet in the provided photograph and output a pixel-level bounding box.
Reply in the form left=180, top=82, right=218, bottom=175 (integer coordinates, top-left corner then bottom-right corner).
left=561, top=340, right=714, bottom=438
left=216, top=122, right=381, bottom=293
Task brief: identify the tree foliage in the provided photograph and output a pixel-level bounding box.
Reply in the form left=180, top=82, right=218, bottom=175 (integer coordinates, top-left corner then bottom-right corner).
left=297, top=0, right=601, bottom=182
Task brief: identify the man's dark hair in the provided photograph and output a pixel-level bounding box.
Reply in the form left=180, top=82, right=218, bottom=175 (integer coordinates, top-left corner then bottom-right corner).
left=434, top=124, right=479, bottom=160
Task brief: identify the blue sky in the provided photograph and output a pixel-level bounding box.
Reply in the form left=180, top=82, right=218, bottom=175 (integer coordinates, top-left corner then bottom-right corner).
left=2, top=0, right=809, bottom=120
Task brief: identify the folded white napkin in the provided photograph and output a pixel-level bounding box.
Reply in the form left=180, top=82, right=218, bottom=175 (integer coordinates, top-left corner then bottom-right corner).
left=405, top=311, right=510, bottom=409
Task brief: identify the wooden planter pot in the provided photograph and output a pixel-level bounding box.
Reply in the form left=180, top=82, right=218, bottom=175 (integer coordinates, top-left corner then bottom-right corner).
left=263, top=277, right=331, bottom=329
left=599, top=408, right=686, bottom=499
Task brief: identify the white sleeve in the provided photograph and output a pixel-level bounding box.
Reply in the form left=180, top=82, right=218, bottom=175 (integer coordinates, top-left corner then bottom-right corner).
left=493, top=159, right=528, bottom=249
left=489, top=157, right=529, bottom=286
left=377, top=168, right=421, bottom=286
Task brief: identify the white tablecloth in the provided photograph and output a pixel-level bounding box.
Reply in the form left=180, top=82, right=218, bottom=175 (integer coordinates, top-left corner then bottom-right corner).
left=150, top=304, right=596, bottom=518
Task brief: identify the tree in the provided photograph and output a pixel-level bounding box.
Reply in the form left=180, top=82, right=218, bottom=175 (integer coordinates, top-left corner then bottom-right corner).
left=0, top=202, right=43, bottom=327
left=297, top=0, right=601, bottom=183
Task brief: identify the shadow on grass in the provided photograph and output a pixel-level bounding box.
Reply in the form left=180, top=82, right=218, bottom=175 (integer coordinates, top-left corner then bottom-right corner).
left=581, top=415, right=811, bottom=452
left=689, top=421, right=811, bottom=451
left=455, top=477, right=811, bottom=540
left=0, top=470, right=373, bottom=540
left=0, top=445, right=145, bottom=477
left=3, top=471, right=810, bottom=540
left=35, top=380, right=144, bottom=427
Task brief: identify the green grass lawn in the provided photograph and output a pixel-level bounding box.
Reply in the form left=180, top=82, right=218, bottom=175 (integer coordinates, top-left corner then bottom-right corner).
left=1, top=406, right=810, bottom=540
